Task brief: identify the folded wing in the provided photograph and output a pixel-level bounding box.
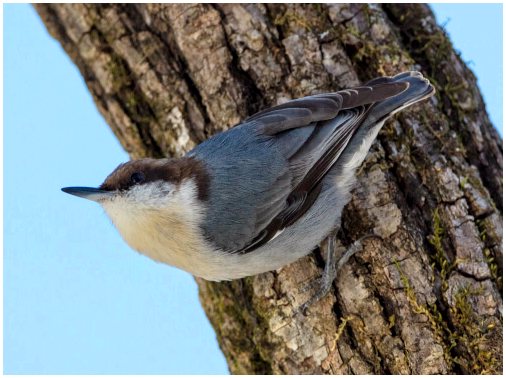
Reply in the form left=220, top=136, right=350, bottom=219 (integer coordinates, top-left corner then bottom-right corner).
left=191, top=78, right=414, bottom=253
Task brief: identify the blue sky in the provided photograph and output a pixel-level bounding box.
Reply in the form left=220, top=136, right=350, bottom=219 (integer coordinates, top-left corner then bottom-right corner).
left=3, top=3, right=502, bottom=374
left=431, top=3, right=503, bottom=133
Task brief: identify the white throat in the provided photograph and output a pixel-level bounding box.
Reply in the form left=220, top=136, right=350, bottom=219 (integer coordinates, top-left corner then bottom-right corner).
left=101, top=179, right=215, bottom=274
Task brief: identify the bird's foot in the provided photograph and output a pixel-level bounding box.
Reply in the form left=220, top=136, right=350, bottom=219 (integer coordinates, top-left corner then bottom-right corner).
left=297, top=233, right=382, bottom=316
left=298, top=271, right=336, bottom=316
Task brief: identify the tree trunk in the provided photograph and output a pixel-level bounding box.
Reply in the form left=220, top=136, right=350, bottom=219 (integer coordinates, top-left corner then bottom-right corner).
left=36, top=4, right=502, bottom=374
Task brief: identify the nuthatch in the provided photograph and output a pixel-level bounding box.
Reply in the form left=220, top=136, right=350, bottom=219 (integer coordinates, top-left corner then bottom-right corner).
left=63, top=71, right=434, bottom=311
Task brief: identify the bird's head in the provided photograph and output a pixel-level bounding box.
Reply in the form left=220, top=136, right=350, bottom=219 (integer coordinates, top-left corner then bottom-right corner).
left=62, top=157, right=210, bottom=260
left=62, top=157, right=209, bottom=214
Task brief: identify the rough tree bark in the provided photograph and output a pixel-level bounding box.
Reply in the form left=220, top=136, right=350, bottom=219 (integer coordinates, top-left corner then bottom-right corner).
left=36, top=4, right=502, bottom=374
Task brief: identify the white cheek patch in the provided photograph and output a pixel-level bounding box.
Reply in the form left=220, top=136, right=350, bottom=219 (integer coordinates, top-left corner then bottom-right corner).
left=126, top=181, right=177, bottom=207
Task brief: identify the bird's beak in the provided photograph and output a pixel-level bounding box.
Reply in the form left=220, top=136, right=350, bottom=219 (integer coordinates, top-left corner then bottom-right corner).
left=61, top=187, right=115, bottom=203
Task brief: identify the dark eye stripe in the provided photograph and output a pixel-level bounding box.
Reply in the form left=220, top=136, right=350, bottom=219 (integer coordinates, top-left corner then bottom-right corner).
left=130, top=172, right=145, bottom=185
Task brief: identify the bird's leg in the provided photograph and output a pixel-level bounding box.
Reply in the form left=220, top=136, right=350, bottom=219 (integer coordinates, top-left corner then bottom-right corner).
left=298, top=235, right=337, bottom=314
left=298, top=233, right=382, bottom=315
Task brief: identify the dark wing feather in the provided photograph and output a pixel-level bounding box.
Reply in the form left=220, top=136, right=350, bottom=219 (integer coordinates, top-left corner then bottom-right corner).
left=238, top=83, right=409, bottom=253
left=246, top=95, right=342, bottom=135
left=193, top=80, right=410, bottom=253
left=238, top=110, right=364, bottom=252
left=339, top=82, right=408, bottom=109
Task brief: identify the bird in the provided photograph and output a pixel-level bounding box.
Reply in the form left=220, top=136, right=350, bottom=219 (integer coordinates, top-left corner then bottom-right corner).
left=62, top=71, right=434, bottom=312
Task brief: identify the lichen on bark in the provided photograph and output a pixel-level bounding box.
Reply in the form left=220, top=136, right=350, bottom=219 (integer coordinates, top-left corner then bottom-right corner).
left=36, top=3, right=502, bottom=374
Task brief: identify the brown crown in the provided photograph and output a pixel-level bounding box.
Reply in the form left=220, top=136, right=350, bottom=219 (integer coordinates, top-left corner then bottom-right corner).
left=99, top=157, right=209, bottom=201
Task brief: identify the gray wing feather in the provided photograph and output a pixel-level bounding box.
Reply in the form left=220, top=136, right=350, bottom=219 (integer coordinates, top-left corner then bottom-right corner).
left=189, top=75, right=429, bottom=252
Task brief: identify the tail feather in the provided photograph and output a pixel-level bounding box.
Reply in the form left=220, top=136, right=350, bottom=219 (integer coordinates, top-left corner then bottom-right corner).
left=328, top=71, right=435, bottom=183
left=364, top=71, right=435, bottom=127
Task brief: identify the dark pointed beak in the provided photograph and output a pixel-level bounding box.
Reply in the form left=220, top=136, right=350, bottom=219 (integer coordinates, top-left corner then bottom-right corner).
left=61, top=186, right=114, bottom=203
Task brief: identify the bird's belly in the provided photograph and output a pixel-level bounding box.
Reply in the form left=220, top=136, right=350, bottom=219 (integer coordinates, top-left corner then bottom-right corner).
left=123, top=220, right=316, bottom=281
left=105, top=175, right=347, bottom=281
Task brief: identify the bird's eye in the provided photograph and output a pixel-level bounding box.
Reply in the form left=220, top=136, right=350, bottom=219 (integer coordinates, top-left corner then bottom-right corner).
left=130, top=172, right=145, bottom=185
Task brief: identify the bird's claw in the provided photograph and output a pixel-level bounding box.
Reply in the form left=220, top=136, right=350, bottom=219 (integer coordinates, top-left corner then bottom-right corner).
left=295, top=233, right=382, bottom=316
left=297, top=275, right=334, bottom=316
left=299, top=276, right=324, bottom=294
